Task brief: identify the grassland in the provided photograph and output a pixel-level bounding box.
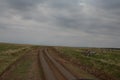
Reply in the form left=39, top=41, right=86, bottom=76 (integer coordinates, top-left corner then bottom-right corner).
left=0, top=42, right=120, bottom=80
left=55, top=47, right=120, bottom=80
left=5, top=52, right=33, bottom=80
left=0, top=43, right=32, bottom=74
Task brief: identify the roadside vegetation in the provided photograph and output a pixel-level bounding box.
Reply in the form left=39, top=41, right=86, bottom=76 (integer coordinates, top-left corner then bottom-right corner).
left=0, top=43, right=32, bottom=74
left=55, top=47, right=120, bottom=80
left=5, top=52, right=33, bottom=80
left=0, top=43, right=119, bottom=80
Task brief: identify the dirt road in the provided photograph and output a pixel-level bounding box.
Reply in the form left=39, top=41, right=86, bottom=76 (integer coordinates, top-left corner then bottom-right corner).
left=39, top=49, right=77, bottom=80
left=0, top=49, right=42, bottom=80
left=0, top=47, right=97, bottom=80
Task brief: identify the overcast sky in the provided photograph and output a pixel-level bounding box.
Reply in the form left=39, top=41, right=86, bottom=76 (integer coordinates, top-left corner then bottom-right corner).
left=0, top=0, right=120, bottom=48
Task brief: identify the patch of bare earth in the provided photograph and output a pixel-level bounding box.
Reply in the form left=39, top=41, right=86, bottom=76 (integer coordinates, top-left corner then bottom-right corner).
left=26, top=50, right=42, bottom=80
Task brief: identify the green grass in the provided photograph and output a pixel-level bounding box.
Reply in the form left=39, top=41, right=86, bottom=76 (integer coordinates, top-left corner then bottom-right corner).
left=90, top=52, right=120, bottom=66
left=0, top=43, right=30, bottom=52
left=56, top=47, right=120, bottom=80
left=0, top=43, right=32, bottom=74
left=9, top=55, right=33, bottom=80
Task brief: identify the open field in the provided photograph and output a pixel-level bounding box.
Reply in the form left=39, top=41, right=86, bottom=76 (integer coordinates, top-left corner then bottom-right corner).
left=0, top=43, right=119, bottom=80
left=0, top=43, right=32, bottom=74
left=55, top=47, right=120, bottom=80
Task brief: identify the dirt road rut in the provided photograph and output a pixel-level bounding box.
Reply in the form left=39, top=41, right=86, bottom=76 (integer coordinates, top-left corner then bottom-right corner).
left=39, top=49, right=77, bottom=80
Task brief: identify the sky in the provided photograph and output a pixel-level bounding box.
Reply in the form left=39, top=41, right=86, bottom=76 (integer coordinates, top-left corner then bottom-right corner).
left=0, top=0, right=120, bottom=48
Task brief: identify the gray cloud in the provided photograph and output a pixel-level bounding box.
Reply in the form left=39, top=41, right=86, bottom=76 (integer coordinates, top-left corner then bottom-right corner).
left=0, top=0, right=120, bottom=48
left=85, top=0, right=120, bottom=9
left=85, top=0, right=120, bottom=15
left=98, top=0, right=120, bottom=9
left=4, top=0, right=44, bottom=10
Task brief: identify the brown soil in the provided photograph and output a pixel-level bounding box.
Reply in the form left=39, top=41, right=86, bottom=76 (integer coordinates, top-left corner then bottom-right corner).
left=44, top=52, right=67, bottom=80
left=44, top=49, right=77, bottom=80
left=26, top=50, right=42, bottom=80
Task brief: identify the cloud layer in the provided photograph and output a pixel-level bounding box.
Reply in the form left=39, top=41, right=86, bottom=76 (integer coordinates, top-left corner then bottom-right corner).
left=0, top=0, right=120, bottom=48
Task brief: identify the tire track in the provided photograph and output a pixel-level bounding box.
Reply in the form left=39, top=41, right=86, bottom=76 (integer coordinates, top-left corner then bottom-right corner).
left=0, top=49, right=41, bottom=80
left=43, top=51, right=67, bottom=80
left=0, top=51, right=29, bottom=80
left=39, top=49, right=56, bottom=80
left=39, top=48, right=77, bottom=80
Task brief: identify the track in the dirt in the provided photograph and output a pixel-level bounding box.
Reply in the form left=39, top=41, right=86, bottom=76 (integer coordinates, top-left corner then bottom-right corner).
left=0, top=48, right=93, bottom=80
left=0, top=52, right=28, bottom=80
left=0, top=50, right=41, bottom=80
left=39, top=49, right=77, bottom=80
